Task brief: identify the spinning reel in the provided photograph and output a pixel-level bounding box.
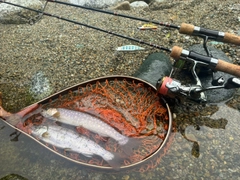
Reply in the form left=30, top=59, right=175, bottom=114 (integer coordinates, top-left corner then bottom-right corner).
left=157, top=38, right=240, bottom=104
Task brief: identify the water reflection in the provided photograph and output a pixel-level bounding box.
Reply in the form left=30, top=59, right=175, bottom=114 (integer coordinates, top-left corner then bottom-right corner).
left=173, top=101, right=231, bottom=158
left=177, top=114, right=228, bottom=158
left=210, top=103, right=240, bottom=120
left=9, top=130, right=21, bottom=142
left=161, top=100, right=240, bottom=179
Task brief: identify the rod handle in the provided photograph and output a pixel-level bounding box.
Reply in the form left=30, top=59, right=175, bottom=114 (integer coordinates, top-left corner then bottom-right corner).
left=170, top=46, right=183, bottom=60
left=170, top=46, right=240, bottom=78
left=215, top=60, right=240, bottom=78
left=179, top=23, right=240, bottom=45
left=179, top=23, right=195, bottom=35
left=223, top=32, right=240, bottom=45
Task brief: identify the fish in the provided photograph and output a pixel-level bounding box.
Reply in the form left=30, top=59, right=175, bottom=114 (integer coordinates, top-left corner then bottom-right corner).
left=41, top=108, right=140, bottom=155
left=115, top=45, right=145, bottom=52
left=31, top=123, right=122, bottom=169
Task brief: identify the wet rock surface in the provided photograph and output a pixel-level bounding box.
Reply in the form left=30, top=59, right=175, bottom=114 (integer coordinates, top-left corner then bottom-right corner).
left=0, top=0, right=43, bottom=24
left=0, top=0, right=240, bottom=179
left=133, top=52, right=172, bottom=86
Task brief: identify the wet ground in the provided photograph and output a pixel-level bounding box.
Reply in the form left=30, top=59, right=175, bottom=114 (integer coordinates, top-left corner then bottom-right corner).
left=1, top=95, right=240, bottom=180
left=0, top=0, right=240, bottom=179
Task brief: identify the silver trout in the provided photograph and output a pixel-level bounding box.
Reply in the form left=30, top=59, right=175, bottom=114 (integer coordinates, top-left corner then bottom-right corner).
left=41, top=108, right=140, bottom=155
left=31, top=123, right=121, bottom=169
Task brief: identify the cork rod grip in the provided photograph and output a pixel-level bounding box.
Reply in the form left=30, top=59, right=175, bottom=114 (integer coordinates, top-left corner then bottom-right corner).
left=179, top=23, right=240, bottom=46
left=170, top=46, right=183, bottom=60
left=215, top=60, right=240, bottom=78
left=179, top=23, right=195, bottom=35
left=223, top=33, right=240, bottom=46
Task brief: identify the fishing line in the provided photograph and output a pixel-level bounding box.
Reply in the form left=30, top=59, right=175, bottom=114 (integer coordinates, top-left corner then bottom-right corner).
left=0, top=1, right=171, bottom=53
left=46, top=0, right=240, bottom=46
left=1, top=0, right=239, bottom=46
left=2, top=0, right=240, bottom=79
left=47, top=0, right=179, bottom=29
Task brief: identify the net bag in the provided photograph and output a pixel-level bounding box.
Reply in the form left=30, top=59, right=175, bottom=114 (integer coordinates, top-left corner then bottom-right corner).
left=3, top=76, right=174, bottom=172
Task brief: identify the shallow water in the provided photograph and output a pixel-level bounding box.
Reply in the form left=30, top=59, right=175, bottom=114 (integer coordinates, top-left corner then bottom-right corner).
left=1, top=95, right=240, bottom=179
left=0, top=0, right=240, bottom=179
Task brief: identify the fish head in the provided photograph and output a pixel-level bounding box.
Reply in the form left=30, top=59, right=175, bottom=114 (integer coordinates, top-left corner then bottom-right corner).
left=42, top=131, right=50, bottom=138
left=31, top=125, right=48, bottom=137
left=46, top=108, right=60, bottom=117
left=41, top=108, right=60, bottom=119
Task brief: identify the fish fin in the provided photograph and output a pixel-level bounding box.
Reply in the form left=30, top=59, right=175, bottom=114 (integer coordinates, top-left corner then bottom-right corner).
left=95, top=134, right=109, bottom=142
left=82, top=153, right=93, bottom=158
left=76, top=126, right=91, bottom=136
left=106, top=153, right=123, bottom=171
left=52, top=111, right=60, bottom=118
left=120, top=138, right=142, bottom=156
left=43, top=108, right=59, bottom=117
left=96, top=132, right=108, bottom=137
left=55, top=121, right=62, bottom=126
left=42, top=132, right=49, bottom=138
left=64, top=148, right=72, bottom=152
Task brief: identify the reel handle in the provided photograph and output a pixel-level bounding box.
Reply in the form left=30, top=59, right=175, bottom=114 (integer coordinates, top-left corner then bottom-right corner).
left=170, top=46, right=240, bottom=78
left=179, top=23, right=240, bottom=46
left=224, top=77, right=240, bottom=89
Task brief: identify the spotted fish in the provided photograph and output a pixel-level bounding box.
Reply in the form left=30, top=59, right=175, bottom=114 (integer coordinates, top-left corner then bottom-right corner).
left=31, top=123, right=121, bottom=169
left=41, top=108, right=140, bottom=155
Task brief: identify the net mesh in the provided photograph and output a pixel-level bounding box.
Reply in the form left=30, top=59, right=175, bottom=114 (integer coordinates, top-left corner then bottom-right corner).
left=23, top=78, right=174, bottom=171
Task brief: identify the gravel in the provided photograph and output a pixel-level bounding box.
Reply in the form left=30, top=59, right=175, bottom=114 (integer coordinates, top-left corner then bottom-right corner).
left=0, top=0, right=240, bottom=179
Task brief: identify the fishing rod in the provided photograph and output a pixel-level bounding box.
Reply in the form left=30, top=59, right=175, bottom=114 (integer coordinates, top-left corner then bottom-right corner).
left=1, top=0, right=240, bottom=104
left=1, top=0, right=240, bottom=78
left=48, top=0, right=178, bottom=29
left=0, top=0, right=171, bottom=52
left=46, top=0, right=240, bottom=46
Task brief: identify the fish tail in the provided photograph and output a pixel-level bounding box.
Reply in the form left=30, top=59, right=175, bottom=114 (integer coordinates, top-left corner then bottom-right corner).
left=120, top=138, right=141, bottom=156
left=106, top=153, right=122, bottom=170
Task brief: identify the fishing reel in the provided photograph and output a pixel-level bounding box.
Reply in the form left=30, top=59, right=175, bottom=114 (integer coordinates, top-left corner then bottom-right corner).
left=156, top=28, right=240, bottom=104
left=157, top=75, right=240, bottom=104
left=156, top=51, right=240, bottom=104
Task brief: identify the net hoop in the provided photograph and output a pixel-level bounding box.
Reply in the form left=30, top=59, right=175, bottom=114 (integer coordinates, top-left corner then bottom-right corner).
left=2, top=75, right=173, bottom=171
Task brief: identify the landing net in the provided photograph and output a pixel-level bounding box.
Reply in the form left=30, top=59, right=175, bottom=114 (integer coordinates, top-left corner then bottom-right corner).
left=23, top=77, right=174, bottom=171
